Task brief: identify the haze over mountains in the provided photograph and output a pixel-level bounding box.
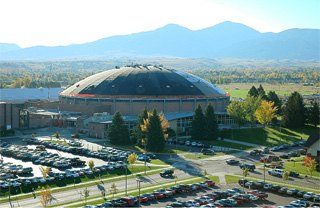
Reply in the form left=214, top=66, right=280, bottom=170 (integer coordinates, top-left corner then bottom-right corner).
left=0, top=21, right=319, bottom=60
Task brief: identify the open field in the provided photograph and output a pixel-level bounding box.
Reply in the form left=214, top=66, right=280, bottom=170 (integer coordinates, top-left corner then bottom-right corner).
left=223, top=126, right=319, bottom=147
left=217, top=83, right=318, bottom=93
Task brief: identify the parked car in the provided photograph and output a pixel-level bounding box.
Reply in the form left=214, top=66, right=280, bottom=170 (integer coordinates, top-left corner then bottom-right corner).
left=304, top=192, right=316, bottom=200
left=278, top=187, right=289, bottom=194
left=204, top=180, right=215, bottom=186
left=160, top=169, right=174, bottom=177
left=290, top=200, right=310, bottom=207
left=289, top=171, right=299, bottom=177
left=215, top=199, right=237, bottom=207
left=201, top=148, right=215, bottom=155
left=240, top=164, right=256, bottom=171
left=268, top=169, right=284, bottom=177
left=247, top=190, right=268, bottom=199
left=226, top=159, right=239, bottom=165
left=287, top=188, right=300, bottom=195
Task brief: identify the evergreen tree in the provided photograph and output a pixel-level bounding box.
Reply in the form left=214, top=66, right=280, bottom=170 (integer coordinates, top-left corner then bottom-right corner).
left=257, top=84, right=267, bottom=100
left=132, top=106, right=148, bottom=146
left=204, top=103, right=219, bottom=140
left=283, top=92, right=306, bottom=128
left=106, top=111, right=130, bottom=145
left=267, top=91, right=282, bottom=114
left=191, top=104, right=206, bottom=140
left=146, top=109, right=165, bottom=152
left=248, top=86, right=258, bottom=97
left=308, top=101, right=319, bottom=127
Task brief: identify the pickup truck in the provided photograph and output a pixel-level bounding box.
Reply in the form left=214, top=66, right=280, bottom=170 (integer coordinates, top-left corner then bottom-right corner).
left=247, top=190, right=268, bottom=199
left=159, top=169, right=174, bottom=177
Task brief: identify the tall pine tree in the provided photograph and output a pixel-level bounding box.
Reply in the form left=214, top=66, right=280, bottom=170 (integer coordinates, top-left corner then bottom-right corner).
left=146, top=109, right=165, bottom=152
left=132, top=106, right=148, bottom=146
left=248, top=86, right=258, bottom=97
left=204, top=103, right=219, bottom=140
left=191, top=104, right=206, bottom=140
left=308, top=101, right=319, bottom=127
left=106, top=111, right=130, bottom=145
left=257, top=84, right=267, bottom=100
left=267, top=91, right=282, bottom=114
left=283, top=92, right=306, bottom=128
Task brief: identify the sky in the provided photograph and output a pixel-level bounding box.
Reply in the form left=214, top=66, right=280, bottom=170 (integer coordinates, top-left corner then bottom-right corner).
left=0, top=0, right=319, bottom=48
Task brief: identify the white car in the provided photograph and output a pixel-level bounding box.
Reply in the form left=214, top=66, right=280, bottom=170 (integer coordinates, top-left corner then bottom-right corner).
left=0, top=182, right=9, bottom=189
left=303, top=192, right=316, bottom=200
left=226, top=189, right=239, bottom=196
left=187, top=200, right=200, bottom=207
left=191, top=142, right=197, bottom=147
left=200, top=196, right=213, bottom=203
left=247, top=194, right=259, bottom=201
left=263, top=184, right=273, bottom=190
left=199, top=182, right=209, bottom=188
left=65, top=170, right=79, bottom=178
left=290, top=200, right=310, bottom=207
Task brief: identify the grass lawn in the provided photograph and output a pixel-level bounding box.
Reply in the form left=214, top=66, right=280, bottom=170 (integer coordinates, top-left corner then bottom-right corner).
left=184, top=150, right=240, bottom=160
left=149, top=159, right=173, bottom=165
left=222, top=89, right=316, bottom=99
left=225, top=175, right=242, bottom=184
left=223, top=126, right=319, bottom=147
left=45, top=139, right=70, bottom=146
left=284, top=162, right=320, bottom=177
left=104, top=142, right=190, bottom=154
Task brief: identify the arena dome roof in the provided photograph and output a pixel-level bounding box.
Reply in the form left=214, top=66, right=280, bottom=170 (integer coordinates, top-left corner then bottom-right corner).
left=61, top=65, right=226, bottom=98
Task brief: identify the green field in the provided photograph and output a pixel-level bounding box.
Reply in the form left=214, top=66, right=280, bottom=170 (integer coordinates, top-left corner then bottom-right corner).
left=224, top=126, right=319, bottom=147
left=224, top=89, right=316, bottom=99
left=284, top=161, right=320, bottom=177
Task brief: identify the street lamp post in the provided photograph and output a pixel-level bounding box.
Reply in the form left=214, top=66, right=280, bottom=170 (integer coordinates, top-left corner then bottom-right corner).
left=176, top=133, right=178, bottom=155
left=263, top=158, right=266, bottom=184
left=8, top=182, right=12, bottom=208
left=144, top=142, right=147, bottom=175
left=242, top=160, right=245, bottom=192
left=136, top=179, right=142, bottom=208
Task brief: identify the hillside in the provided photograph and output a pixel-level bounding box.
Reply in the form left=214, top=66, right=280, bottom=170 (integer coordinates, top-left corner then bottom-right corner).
left=0, top=21, right=319, bottom=60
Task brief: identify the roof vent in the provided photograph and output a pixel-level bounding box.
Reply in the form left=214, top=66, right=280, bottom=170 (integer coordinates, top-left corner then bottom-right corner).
left=112, top=85, right=115, bottom=88
left=139, top=85, right=143, bottom=88
left=190, top=85, right=194, bottom=88
left=166, top=85, right=170, bottom=88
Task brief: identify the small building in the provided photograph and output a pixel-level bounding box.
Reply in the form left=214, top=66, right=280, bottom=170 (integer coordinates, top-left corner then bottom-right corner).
left=304, top=133, right=320, bottom=163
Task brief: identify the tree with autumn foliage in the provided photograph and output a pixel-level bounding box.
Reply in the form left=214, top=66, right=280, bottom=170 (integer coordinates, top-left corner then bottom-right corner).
left=303, top=156, right=318, bottom=178
left=227, top=101, right=247, bottom=129
left=87, top=160, right=95, bottom=172
left=38, top=185, right=52, bottom=208
left=127, top=152, right=137, bottom=171
left=143, top=109, right=166, bottom=152
left=255, top=100, right=278, bottom=127
left=140, top=109, right=169, bottom=152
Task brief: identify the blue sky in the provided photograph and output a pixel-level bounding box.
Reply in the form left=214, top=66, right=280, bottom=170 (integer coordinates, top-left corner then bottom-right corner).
left=0, top=0, right=319, bottom=48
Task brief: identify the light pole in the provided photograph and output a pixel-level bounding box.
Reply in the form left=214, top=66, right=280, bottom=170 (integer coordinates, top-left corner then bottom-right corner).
left=263, top=158, right=266, bottom=184
left=136, top=179, right=142, bottom=208
left=8, top=181, right=12, bottom=208
left=176, top=133, right=178, bottom=155
left=242, top=160, right=245, bottom=192
left=144, top=142, right=147, bottom=175
left=125, top=159, right=128, bottom=195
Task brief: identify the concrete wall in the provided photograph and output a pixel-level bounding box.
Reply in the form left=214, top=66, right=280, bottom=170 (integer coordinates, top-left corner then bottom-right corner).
left=89, top=123, right=105, bottom=139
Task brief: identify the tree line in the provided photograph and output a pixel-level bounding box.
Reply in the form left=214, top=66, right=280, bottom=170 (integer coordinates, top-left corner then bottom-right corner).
left=227, top=84, right=319, bottom=128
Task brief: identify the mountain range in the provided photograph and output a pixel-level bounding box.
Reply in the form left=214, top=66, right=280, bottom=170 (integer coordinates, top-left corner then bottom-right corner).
left=0, top=21, right=319, bottom=60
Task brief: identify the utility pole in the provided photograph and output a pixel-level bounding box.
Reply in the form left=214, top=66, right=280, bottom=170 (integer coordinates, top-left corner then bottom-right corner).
left=263, top=158, right=266, bottom=184
left=8, top=182, right=12, bottom=208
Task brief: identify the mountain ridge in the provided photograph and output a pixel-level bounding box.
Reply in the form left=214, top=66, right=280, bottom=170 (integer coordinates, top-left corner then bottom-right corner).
left=0, top=21, right=319, bottom=60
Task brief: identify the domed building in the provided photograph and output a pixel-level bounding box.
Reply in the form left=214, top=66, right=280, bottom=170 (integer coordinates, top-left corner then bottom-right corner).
left=27, top=65, right=230, bottom=138
left=59, top=65, right=229, bottom=116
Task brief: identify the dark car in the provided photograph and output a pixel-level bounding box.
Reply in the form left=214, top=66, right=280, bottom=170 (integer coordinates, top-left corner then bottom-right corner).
left=240, top=164, right=256, bottom=171
left=178, top=140, right=185, bottom=145
left=238, top=179, right=248, bottom=186
left=167, top=202, right=184, bottom=207
left=202, top=148, right=215, bottom=155
left=271, top=185, right=282, bottom=192
left=160, top=169, right=174, bottom=177
left=289, top=171, right=299, bottom=177
left=297, top=191, right=307, bottom=197
left=226, top=159, right=239, bottom=165
left=280, top=154, right=290, bottom=159
left=146, top=153, right=156, bottom=159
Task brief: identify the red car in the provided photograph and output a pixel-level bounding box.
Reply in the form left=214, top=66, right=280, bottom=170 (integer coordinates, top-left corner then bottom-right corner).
left=204, top=180, right=216, bottom=186
left=120, top=197, right=135, bottom=206
left=260, top=158, right=271, bottom=163
left=228, top=196, right=246, bottom=204
left=136, top=195, right=148, bottom=203
left=194, top=197, right=209, bottom=205
left=247, top=190, right=268, bottom=199
left=202, top=193, right=220, bottom=200
left=153, top=192, right=164, bottom=199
